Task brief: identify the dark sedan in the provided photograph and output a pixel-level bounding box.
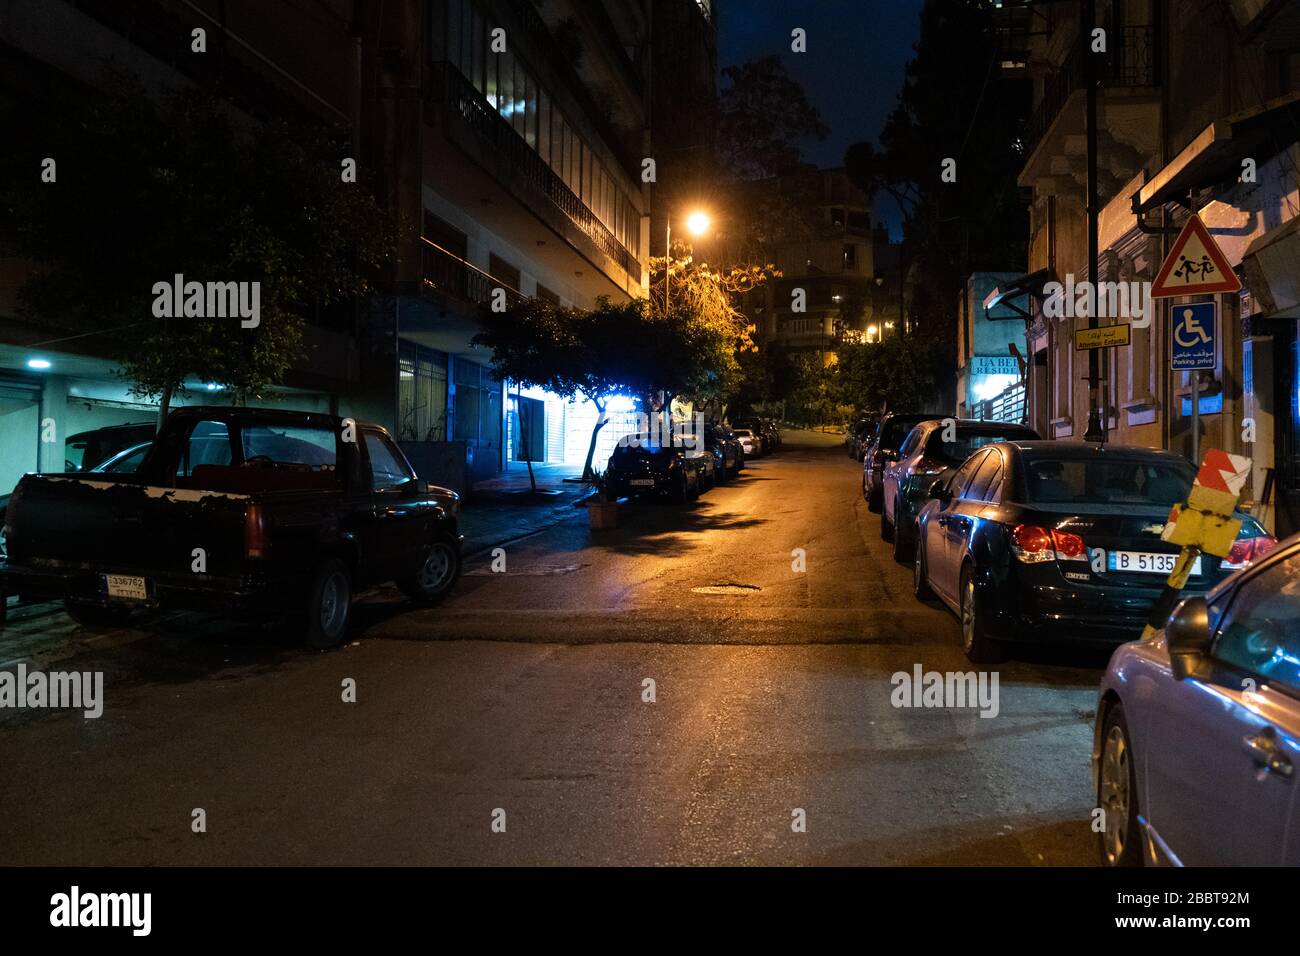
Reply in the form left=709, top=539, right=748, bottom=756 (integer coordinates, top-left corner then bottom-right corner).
left=881, top=418, right=1040, bottom=563
left=703, top=424, right=742, bottom=482
left=606, top=433, right=711, bottom=502
left=912, top=441, right=1275, bottom=663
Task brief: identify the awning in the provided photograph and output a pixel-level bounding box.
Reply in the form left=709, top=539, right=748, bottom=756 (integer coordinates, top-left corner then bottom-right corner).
left=1133, top=91, right=1300, bottom=213
left=981, top=268, right=1057, bottom=319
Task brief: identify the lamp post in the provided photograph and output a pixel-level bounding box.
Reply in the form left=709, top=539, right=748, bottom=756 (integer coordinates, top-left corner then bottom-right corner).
left=665, top=209, right=712, bottom=311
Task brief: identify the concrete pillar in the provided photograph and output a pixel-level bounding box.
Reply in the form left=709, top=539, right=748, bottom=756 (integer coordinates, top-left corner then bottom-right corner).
left=37, top=374, right=67, bottom=472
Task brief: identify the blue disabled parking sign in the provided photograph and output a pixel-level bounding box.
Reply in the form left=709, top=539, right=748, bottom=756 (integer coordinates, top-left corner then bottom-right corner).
left=1170, top=301, right=1217, bottom=371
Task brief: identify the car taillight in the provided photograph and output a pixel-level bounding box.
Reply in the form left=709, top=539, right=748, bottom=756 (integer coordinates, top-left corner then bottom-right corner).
left=244, top=504, right=268, bottom=559
left=1221, top=533, right=1277, bottom=571
left=1010, top=524, right=1087, bottom=563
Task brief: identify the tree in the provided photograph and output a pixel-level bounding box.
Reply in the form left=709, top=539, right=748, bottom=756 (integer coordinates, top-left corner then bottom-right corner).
left=2, top=72, right=394, bottom=423
left=834, top=336, right=943, bottom=418
left=844, top=0, right=1030, bottom=393
left=717, top=56, right=830, bottom=182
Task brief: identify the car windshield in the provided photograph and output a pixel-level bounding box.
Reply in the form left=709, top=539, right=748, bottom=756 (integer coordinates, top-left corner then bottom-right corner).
left=925, top=428, right=1034, bottom=463
left=881, top=419, right=927, bottom=449
left=1024, top=456, right=1193, bottom=506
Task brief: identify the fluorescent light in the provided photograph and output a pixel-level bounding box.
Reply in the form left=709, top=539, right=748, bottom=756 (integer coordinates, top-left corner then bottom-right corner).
left=27, top=358, right=51, bottom=370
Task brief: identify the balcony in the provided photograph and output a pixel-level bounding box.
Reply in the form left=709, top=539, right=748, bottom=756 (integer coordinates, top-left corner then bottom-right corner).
left=1019, top=24, right=1160, bottom=198
left=1026, top=25, right=1157, bottom=152
left=428, top=62, right=641, bottom=287
left=421, top=238, right=526, bottom=312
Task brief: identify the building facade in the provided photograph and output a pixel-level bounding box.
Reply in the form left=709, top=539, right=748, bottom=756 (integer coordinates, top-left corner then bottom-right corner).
left=1009, top=0, right=1300, bottom=536
left=0, top=0, right=666, bottom=496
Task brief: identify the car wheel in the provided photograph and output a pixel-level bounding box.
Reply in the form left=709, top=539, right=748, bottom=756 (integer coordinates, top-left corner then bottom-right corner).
left=959, top=564, right=1006, bottom=664
left=880, top=500, right=894, bottom=542
left=398, top=533, right=461, bottom=606
left=891, top=500, right=913, bottom=563
left=913, top=537, right=934, bottom=600
left=64, top=599, right=132, bottom=630
left=1098, top=702, right=1143, bottom=867
left=304, top=557, right=352, bottom=649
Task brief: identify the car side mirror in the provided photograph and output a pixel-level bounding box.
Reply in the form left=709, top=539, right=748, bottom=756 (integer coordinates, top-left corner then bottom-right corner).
left=929, top=479, right=951, bottom=502
left=1166, top=596, right=1212, bottom=681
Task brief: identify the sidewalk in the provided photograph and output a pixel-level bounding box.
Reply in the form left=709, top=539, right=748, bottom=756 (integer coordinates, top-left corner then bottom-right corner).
left=459, top=461, right=593, bottom=556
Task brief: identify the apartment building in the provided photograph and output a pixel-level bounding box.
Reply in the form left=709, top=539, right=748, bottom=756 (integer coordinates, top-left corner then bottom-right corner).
left=739, top=167, right=879, bottom=365
left=0, top=0, right=664, bottom=494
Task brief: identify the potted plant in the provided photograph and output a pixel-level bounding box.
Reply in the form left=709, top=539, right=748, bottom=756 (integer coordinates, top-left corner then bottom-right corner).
left=587, top=469, right=620, bottom=530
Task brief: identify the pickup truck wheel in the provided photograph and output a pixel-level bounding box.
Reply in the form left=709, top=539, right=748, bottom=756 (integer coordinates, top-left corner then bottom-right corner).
left=399, top=535, right=461, bottom=606
left=64, top=600, right=132, bottom=630
left=305, top=559, right=352, bottom=649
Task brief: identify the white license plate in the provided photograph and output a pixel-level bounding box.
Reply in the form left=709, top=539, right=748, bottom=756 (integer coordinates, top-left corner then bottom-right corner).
left=104, top=574, right=149, bottom=601
left=629, top=478, right=655, bottom=487
left=1107, top=551, right=1201, bottom=576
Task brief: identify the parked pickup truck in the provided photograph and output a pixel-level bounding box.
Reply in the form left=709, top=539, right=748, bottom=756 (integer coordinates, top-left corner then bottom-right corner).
left=0, top=407, right=462, bottom=647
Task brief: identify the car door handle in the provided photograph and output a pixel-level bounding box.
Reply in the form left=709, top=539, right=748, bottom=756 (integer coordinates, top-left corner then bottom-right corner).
left=1242, top=728, right=1294, bottom=778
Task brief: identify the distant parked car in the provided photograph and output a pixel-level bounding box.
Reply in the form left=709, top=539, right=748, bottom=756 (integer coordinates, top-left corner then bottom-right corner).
left=846, top=418, right=876, bottom=460
left=703, top=424, right=742, bottom=482
left=881, top=419, right=1040, bottom=562
left=735, top=417, right=780, bottom=455
left=912, top=441, right=1275, bottom=663
left=862, top=412, right=941, bottom=512
left=64, top=422, right=157, bottom=473
left=732, top=428, right=762, bottom=458
left=606, top=432, right=710, bottom=502
left=1094, top=533, right=1300, bottom=866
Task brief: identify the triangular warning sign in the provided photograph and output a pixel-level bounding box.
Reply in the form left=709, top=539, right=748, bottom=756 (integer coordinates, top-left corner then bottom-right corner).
left=1150, top=214, right=1241, bottom=298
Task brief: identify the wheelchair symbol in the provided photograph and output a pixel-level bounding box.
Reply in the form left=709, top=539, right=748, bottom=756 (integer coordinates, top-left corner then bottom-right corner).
left=1173, top=307, right=1212, bottom=348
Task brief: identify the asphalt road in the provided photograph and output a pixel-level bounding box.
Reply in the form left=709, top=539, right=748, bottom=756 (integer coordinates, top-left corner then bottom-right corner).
left=0, top=430, right=1104, bottom=865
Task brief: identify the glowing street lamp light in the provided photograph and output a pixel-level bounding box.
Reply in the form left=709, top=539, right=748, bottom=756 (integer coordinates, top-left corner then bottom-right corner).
left=665, top=208, right=714, bottom=310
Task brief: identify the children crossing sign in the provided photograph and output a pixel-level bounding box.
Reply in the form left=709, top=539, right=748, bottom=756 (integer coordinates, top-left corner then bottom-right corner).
left=1150, top=214, right=1241, bottom=298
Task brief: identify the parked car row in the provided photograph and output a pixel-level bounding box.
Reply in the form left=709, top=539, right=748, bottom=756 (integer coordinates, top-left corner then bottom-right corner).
left=604, top=418, right=781, bottom=503
left=858, top=416, right=1298, bottom=865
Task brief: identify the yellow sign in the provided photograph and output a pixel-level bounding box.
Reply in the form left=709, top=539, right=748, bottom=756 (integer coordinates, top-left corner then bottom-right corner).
left=1075, top=324, right=1131, bottom=350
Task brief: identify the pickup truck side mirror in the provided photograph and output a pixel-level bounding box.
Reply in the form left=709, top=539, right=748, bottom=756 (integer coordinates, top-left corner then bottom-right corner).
left=928, top=478, right=951, bottom=503
left=1166, top=596, right=1212, bottom=681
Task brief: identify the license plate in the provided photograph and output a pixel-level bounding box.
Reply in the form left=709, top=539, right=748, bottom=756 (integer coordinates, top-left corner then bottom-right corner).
left=1106, top=551, right=1201, bottom=576
left=629, top=478, right=655, bottom=487
left=104, top=574, right=149, bottom=601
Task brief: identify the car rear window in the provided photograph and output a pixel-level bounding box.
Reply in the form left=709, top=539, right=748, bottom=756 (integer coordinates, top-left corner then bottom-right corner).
left=881, top=418, right=928, bottom=449
left=1024, top=457, right=1192, bottom=505
left=924, top=427, right=1035, bottom=463
left=239, top=424, right=337, bottom=468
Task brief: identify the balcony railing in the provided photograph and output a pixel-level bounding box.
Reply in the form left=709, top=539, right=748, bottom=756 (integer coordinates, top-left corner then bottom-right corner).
left=1025, top=24, right=1158, bottom=155
left=433, top=62, right=640, bottom=281
left=421, top=238, right=526, bottom=311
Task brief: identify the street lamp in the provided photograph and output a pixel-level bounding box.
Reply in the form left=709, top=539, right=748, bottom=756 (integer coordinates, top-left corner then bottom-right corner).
left=665, top=208, right=712, bottom=310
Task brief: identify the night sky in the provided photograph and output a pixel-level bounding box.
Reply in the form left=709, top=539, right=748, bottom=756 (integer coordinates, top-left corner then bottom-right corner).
left=717, top=0, right=926, bottom=238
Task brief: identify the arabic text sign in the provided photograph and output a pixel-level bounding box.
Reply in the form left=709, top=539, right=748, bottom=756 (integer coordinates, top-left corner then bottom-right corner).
left=1074, top=324, right=1130, bottom=350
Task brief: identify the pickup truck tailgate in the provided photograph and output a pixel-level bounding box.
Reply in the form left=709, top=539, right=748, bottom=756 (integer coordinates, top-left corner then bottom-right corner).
left=6, top=474, right=251, bottom=577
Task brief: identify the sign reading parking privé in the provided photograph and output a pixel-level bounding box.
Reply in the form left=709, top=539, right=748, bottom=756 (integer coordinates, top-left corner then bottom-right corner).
left=1170, top=301, right=1216, bottom=371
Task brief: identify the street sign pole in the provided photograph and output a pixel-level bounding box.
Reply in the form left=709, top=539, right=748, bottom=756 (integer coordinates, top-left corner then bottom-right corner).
left=1191, top=371, right=1199, bottom=468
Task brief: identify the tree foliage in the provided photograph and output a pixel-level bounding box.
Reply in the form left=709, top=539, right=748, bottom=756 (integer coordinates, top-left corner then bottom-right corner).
left=718, top=56, right=830, bottom=182
left=2, top=72, right=395, bottom=419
